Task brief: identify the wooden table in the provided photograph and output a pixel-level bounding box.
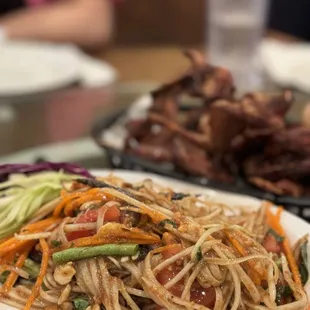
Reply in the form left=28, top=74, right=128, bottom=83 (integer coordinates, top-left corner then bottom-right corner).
left=100, top=31, right=301, bottom=83
left=101, top=44, right=308, bottom=121
left=103, top=46, right=193, bottom=83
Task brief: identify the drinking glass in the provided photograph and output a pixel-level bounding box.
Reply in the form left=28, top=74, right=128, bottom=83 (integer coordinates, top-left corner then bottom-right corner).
left=208, top=0, right=269, bottom=92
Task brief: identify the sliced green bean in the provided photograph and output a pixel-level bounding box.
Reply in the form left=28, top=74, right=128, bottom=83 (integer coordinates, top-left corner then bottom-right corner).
left=52, top=244, right=139, bottom=264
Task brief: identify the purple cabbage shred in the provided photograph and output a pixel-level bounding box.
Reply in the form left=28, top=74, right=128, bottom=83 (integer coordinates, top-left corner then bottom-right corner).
left=0, top=162, right=93, bottom=182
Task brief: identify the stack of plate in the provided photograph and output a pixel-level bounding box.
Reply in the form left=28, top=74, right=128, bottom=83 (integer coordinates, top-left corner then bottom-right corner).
left=0, top=41, right=116, bottom=97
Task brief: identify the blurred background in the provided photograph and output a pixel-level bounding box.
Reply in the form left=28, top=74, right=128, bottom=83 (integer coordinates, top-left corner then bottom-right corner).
left=1, top=0, right=310, bottom=221
left=0, top=0, right=309, bottom=166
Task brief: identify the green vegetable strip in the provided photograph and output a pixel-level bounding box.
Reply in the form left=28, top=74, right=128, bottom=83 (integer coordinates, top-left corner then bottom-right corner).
left=0, top=271, right=9, bottom=284
left=0, top=184, right=61, bottom=239
left=196, top=247, right=203, bottom=262
left=299, top=242, right=309, bottom=285
left=159, top=219, right=177, bottom=229
left=73, top=297, right=89, bottom=310
left=0, top=171, right=77, bottom=239
left=52, top=244, right=139, bottom=264
left=51, top=240, right=62, bottom=248
left=23, top=259, right=40, bottom=279
left=267, top=228, right=285, bottom=243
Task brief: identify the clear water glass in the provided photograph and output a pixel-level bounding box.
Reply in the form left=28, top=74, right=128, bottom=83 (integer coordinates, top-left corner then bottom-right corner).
left=208, top=0, right=269, bottom=92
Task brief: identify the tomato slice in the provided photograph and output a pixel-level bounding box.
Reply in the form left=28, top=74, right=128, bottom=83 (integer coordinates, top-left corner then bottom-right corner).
left=157, top=244, right=216, bottom=308
left=66, top=229, right=94, bottom=241
left=191, top=282, right=216, bottom=308
left=66, top=205, right=120, bottom=241
left=157, top=245, right=183, bottom=297
left=263, top=234, right=282, bottom=253
left=104, top=205, right=121, bottom=222
left=77, top=209, right=99, bottom=223
left=157, top=264, right=183, bottom=297
left=162, top=244, right=183, bottom=259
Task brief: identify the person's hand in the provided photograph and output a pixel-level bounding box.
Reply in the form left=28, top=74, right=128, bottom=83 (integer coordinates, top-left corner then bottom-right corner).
left=302, top=103, right=310, bottom=128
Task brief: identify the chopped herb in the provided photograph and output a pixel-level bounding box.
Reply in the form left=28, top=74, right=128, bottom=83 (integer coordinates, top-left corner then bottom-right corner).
left=275, top=258, right=282, bottom=269
left=73, top=297, right=89, bottom=310
left=73, top=208, right=82, bottom=217
left=158, top=219, right=177, bottom=229
left=283, top=286, right=292, bottom=297
left=138, top=245, right=153, bottom=261
left=89, top=204, right=100, bottom=210
left=0, top=271, right=9, bottom=284
left=267, top=229, right=285, bottom=243
left=275, top=286, right=284, bottom=305
left=276, top=285, right=293, bottom=305
left=29, top=250, right=42, bottom=263
left=299, top=242, right=309, bottom=286
left=171, top=193, right=189, bottom=200
left=196, top=247, right=203, bottom=261
left=300, top=264, right=308, bottom=286
left=51, top=240, right=62, bottom=248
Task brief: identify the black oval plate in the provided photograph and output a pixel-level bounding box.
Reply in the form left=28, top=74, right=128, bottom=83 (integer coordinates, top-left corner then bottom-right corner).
left=91, top=107, right=310, bottom=222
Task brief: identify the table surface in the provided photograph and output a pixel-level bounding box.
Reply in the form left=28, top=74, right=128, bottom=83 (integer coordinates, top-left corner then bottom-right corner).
left=0, top=45, right=309, bottom=169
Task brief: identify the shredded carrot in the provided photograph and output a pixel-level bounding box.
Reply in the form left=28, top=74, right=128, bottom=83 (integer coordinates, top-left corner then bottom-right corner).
left=0, top=265, right=23, bottom=275
left=0, top=217, right=61, bottom=256
left=275, top=206, right=283, bottom=222
left=225, top=230, right=265, bottom=285
left=53, top=189, right=102, bottom=217
left=53, top=194, right=83, bottom=216
left=60, top=189, right=68, bottom=198
left=2, top=242, right=34, bottom=294
left=150, top=244, right=183, bottom=255
left=2, top=219, right=58, bottom=252
left=265, top=203, right=302, bottom=287
left=2, top=251, right=16, bottom=264
left=23, top=239, right=49, bottom=310
left=0, top=236, right=12, bottom=244
left=0, top=240, right=34, bottom=258
left=0, top=239, right=25, bottom=254
left=22, top=217, right=61, bottom=233
left=64, top=193, right=106, bottom=216
left=0, top=238, right=19, bottom=252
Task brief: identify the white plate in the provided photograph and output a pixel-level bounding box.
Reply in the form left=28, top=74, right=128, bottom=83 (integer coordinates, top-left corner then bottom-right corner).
left=260, top=39, right=310, bottom=93
left=0, top=41, right=80, bottom=96
left=92, top=170, right=310, bottom=243
left=0, top=169, right=309, bottom=309
left=0, top=41, right=117, bottom=96
left=0, top=138, right=103, bottom=165
left=92, top=169, right=310, bottom=296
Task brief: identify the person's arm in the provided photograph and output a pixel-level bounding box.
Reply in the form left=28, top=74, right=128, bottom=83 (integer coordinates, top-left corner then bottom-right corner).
left=0, top=0, right=113, bottom=50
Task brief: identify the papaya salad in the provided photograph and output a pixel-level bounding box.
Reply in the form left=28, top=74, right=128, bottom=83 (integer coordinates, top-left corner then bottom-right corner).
left=0, top=164, right=309, bottom=310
